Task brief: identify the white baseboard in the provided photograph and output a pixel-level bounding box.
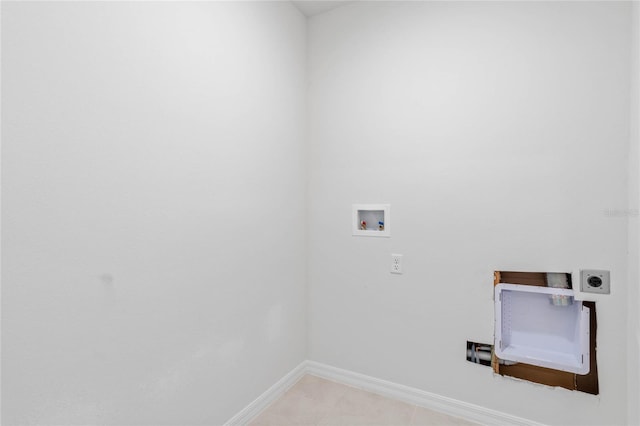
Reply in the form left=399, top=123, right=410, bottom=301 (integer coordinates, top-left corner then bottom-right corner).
left=306, top=361, right=545, bottom=426
left=224, top=361, right=307, bottom=426
left=226, top=360, right=545, bottom=426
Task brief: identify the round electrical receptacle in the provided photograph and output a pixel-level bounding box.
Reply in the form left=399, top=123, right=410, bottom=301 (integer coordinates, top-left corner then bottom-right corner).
left=587, top=276, right=603, bottom=288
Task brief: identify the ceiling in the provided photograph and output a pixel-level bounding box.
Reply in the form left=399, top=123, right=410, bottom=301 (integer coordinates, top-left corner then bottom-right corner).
left=291, top=1, right=355, bottom=17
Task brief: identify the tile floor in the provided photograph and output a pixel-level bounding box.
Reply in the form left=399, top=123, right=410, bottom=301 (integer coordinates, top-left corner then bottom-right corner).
left=249, top=374, right=479, bottom=426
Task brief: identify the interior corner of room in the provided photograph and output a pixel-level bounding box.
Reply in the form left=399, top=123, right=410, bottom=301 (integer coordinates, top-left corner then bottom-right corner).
left=1, top=1, right=638, bottom=426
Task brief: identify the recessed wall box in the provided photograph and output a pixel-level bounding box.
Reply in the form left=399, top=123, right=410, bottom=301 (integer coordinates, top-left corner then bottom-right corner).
left=352, top=204, right=390, bottom=237
left=495, top=283, right=590, bottom=375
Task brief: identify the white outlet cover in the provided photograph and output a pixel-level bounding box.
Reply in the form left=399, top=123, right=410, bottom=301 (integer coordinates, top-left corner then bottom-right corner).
left=391, top=254, right=403, bottom=274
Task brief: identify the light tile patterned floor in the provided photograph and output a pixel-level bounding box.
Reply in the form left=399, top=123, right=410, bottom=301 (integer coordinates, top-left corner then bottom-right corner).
left=249, top=374, right=479, bottom=426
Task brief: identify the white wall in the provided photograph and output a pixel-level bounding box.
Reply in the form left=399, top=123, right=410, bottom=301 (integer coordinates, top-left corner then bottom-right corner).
left=3, top=1, right=637, bottom=425
left=628, top=3, right=640, bottom=425
left=307, top=2, right=631, bottom=425
left=1, top=2, right=307, bottom=425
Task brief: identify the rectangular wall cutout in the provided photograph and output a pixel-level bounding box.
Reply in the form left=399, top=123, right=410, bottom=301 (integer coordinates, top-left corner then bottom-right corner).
left=467, top=341, right=493, bottom=367
left=492, top=271, right=599, bottom=395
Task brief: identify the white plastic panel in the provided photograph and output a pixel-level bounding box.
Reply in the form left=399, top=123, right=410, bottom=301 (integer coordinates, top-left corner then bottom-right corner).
left=495, top=283, right=590, bottom=375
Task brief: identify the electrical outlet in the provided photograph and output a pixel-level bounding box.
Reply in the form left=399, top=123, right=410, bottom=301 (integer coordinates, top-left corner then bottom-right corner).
left=391, top=254, right=403, bottom=274
left=580, top=269, right=610, bottom=294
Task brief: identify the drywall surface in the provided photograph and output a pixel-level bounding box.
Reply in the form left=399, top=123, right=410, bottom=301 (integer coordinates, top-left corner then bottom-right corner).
left=1, top=2, right=307, bottom=424
left=307, top=2, right=630, bottom=425
left=629, top=3, right=640, bottom=425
